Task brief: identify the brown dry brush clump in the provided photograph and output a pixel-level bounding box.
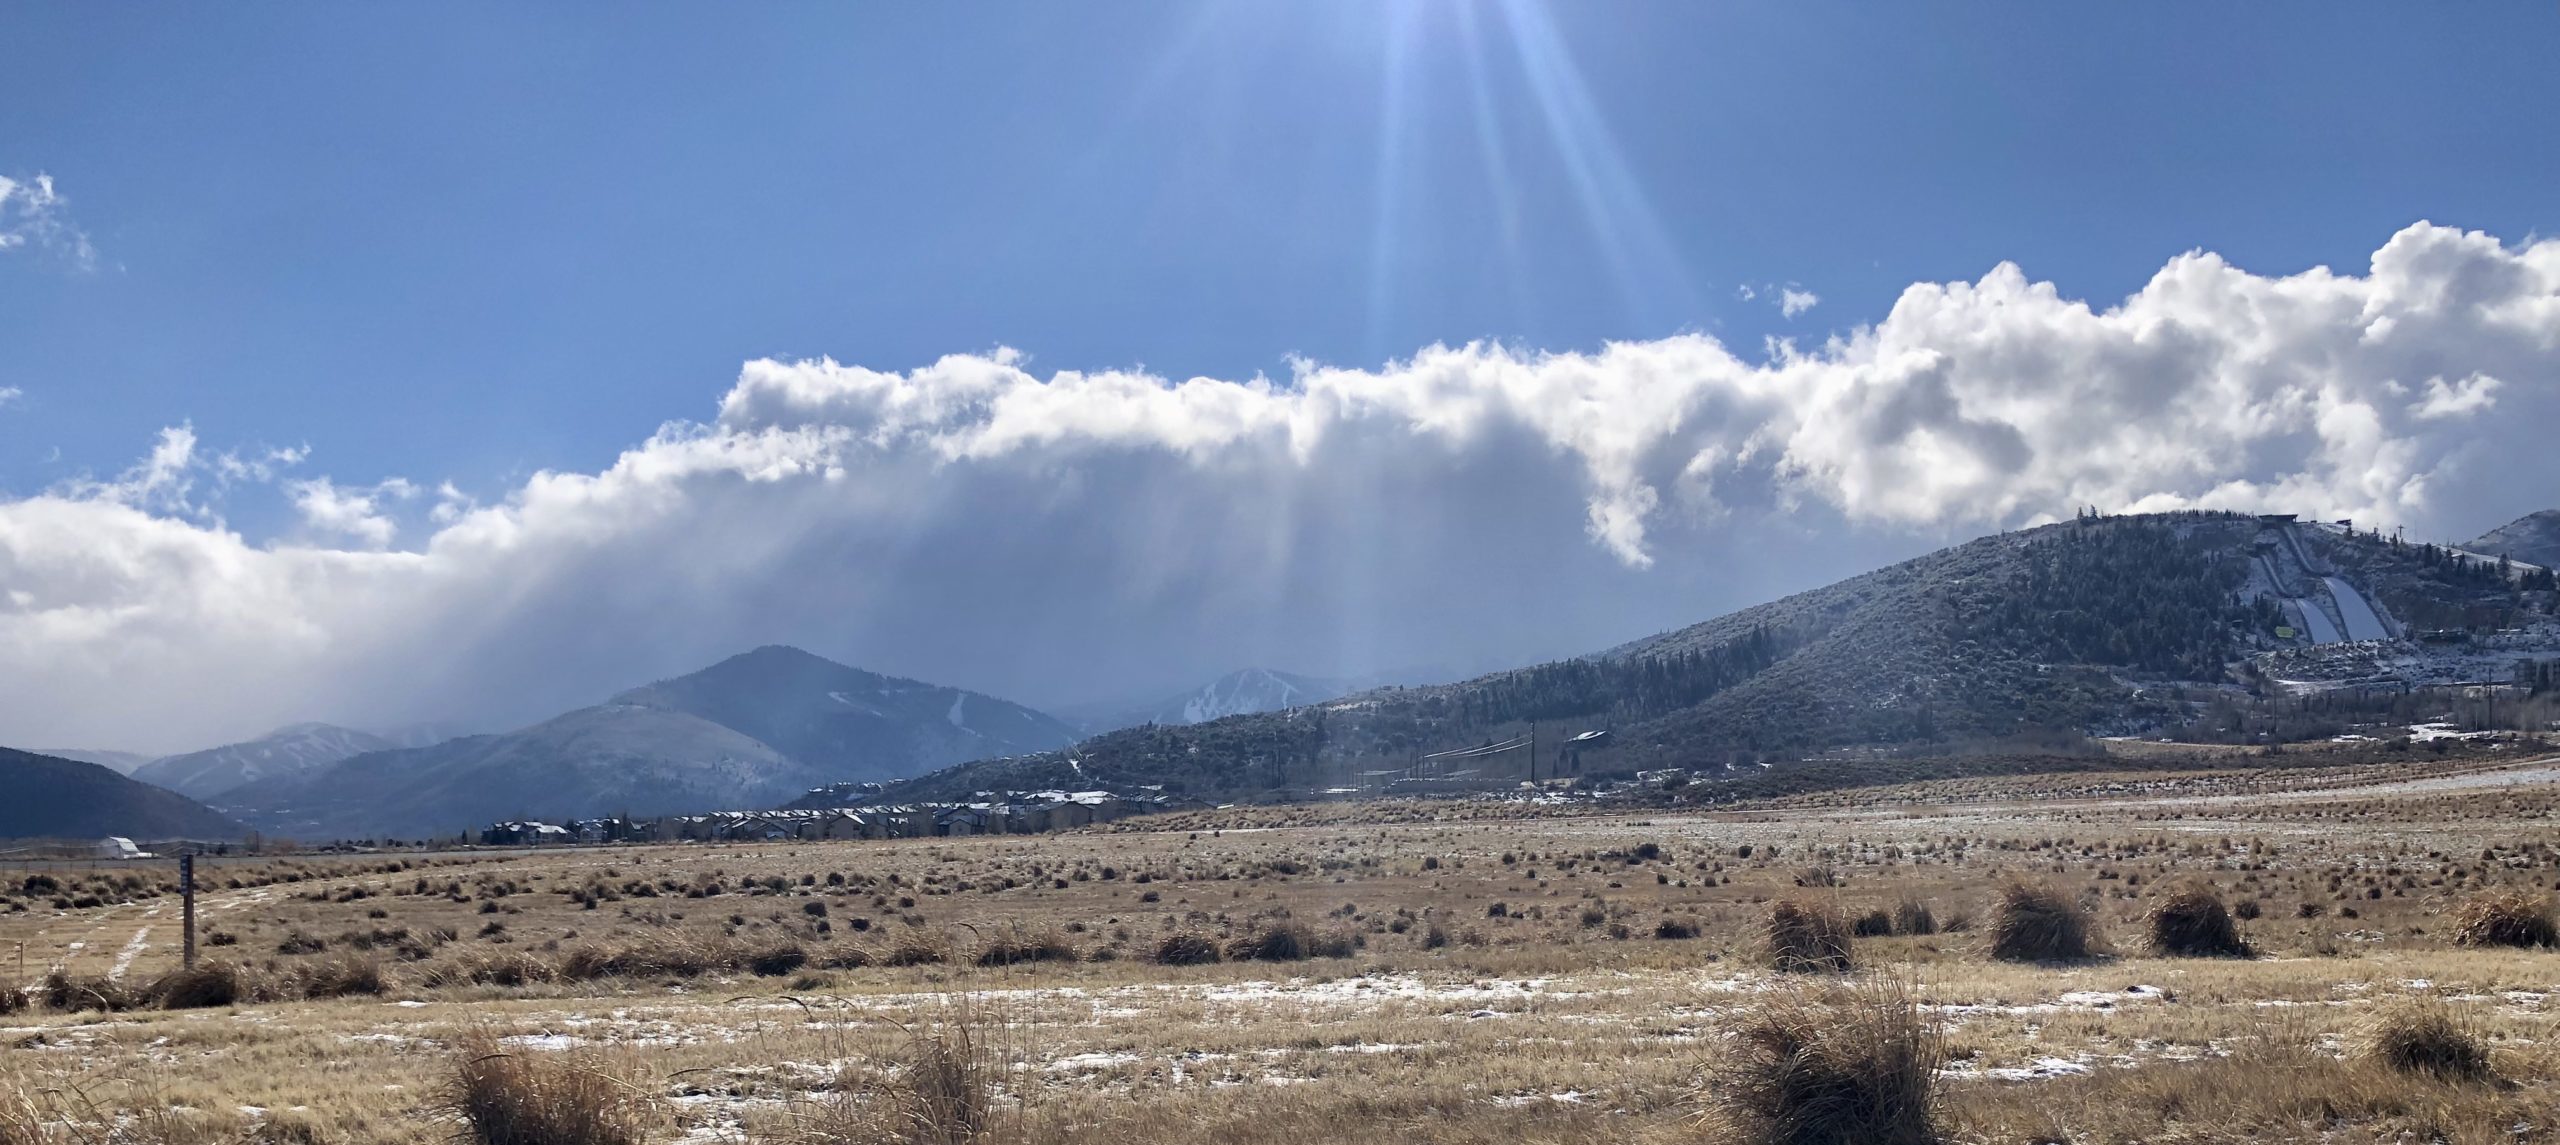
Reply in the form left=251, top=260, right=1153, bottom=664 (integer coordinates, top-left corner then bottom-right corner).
left=558, top=936, right=736, bottom=981
left=1765, top=900, right=1853, bottom=974
left=1986, top=880, right=2096, bottom=963
left=1702, top=978, right=1943, bottom=1145
left=450, top=1034, right=650, bottom=1145
left=150, top=961, right=248, bottom=1009
left=747, top=942, right=810, bottom=977
left=878, top=933, right=950, bottom=968
left=36, top=970, right=138, bottom=1013
left=2366, top=999, right=2492, bottom=1082
left=2449, top=888, right=2558, bottom=949
left=295, top=954, right=387, bottom=999
left=972, top=930, right=1077, bottom=968
left=2145, top=882, right=2253, bottom=958
left=425, top=950, right=558, bottom=989
left=1150, top=934, right=1221, bottom=966
left=781, top=1013, right=1001, bottom=1145
left=1223, top=921, right=1355, bottom=963
left=1891, top=899, right=1936, bottom=937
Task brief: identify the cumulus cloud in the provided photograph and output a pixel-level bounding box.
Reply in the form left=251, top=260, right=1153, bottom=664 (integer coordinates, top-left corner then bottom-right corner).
left=0, top=174, right=96, bottom=269
left=289, top=477, right=416, bottom=549
left=2, top=221, right=2556, bottom=752
left=1779, top=287, right=1820, bottom=318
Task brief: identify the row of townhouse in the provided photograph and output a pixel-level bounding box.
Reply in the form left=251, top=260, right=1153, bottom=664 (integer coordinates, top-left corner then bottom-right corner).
left=476, top=789, right=1189, bottom=848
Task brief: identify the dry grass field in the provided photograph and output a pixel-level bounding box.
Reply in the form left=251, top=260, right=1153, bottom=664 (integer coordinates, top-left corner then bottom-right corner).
left=11, top=749, right=2560, bottom=1144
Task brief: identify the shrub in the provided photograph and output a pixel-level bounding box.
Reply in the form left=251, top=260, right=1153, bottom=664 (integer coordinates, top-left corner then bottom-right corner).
left=1222, top=921, right=1353, bottom=962
left=1765, top=900, right=1853, bottom=974
left=1655, top=918, right=1701, bottom=940
left=558, top=937, right=728, bottom=980
left=1891, top=899, right=1937, bottom=937
left=2449, top=889, right=2558, bottom=949
left=1224, top=921, right=1307, bottom=962
left=816, top=945, right=873, bottom=971
left=2366, top=999, right=2491, bottom=1081
left=38, top=970, right=136, bottom=1013
left=152, top=961, right=247, bottom=1009
left=2145, top=883, right=2253, bottom=958
left=1986, top=881, right=2095, bottom=963
left=747, top=943, right=810, bottom=977
left=450, top=1035, right=647, bottom=1145
left=1851, top=910, right=1893, bottom=938
left=0, top=979, right=23, bottom=1017
left=427, top=951, right=556, bottom=989
left=1151, top=934, right=1221, bottom=966
left=973, top=931, right=1077, bottom=968
left=800, top=1011, right=999, bottom=1145
left=879, top=934, right=949, bottom=967
left=1703, top=979, right=1942, bottom=1145
left=299, top=955, right=387, bottom=999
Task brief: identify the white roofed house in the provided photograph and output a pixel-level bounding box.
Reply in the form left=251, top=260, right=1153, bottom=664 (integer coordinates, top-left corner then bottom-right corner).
left=814, top=811, right=871, bottom=840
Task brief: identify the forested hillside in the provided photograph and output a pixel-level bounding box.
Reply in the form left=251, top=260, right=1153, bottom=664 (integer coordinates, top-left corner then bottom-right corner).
left=883, top=512, right=2291, bottom=803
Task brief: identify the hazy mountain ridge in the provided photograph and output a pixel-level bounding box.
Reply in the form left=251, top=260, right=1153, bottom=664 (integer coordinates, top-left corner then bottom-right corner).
left=32, top=748, right=156, bottom=775
left=214, top=646, right=1077, bottom=839
left=880, top=511, right=2551, bottom=804
left=220, top=705, right=826, bottom=840
left=131, top=722, right=395, bottom=801
left=1062, top=667, right=1363, bottom=733
left=612, top=645, right=1079, bottom=784
left=0, top=748, right=246, bottom=841
left=2470, top=509, right=2560, bottom=570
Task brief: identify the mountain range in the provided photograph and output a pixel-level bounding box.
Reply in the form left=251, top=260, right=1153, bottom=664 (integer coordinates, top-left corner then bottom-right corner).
left=879, top=509, right=2559, bottom=804
left=131, top=722, right=396, bottom=801
left=30, top=747, right=156, bottom=775
left=0, top=748, right=246, bottom=841
left=209, top=645, right=1081, bottom=839
left=2471, top=509, right=2560, bottom=570
left=11, top=508, right=2553, bottom=840
left=1057, top=667, right=1363, bottom=733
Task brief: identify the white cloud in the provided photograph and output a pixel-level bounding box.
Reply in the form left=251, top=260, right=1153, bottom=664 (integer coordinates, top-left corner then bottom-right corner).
left=1780, top=287, right=1820, bottom=318
left=0, top=173, right=97, bottom=269
left=0, top=387, right=20, bottom=410
left=289, top=477, right=415, bottom=549
left=2, top=221, right=2556, bottom=751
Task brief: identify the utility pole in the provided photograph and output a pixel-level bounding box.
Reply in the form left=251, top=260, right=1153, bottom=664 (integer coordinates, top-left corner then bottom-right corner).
left=1526, top=722, right=1536, bottom=784
left=179, top=852, right=197, bottom=970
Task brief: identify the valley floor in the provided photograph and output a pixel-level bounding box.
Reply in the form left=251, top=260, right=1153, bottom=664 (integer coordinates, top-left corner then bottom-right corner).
left=10, top=751, right=2560, bottom=1144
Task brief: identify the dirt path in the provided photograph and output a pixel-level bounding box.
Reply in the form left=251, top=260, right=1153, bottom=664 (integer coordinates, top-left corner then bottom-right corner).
left=108, top=925, right=151, bottom=980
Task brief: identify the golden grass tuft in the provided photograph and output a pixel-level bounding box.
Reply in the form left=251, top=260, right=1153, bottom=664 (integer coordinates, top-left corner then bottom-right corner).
left=1985, top=880, right=2096, bottom=963
left=972, top=930, right=1078, bottom=968
left=1701, top=977, right=1942, bottom=1145
left=783, top=1011, right=1000, bottom=1145
left=1765, top=900, right=1853, bottom=974
left=1149, top=934, right=1221, bottom=966
left=2144, top=882, right=2253, bottom=958
left=450, top=1035, right=649, bottom=1145
left=296, top=954, right=386, bottom=999
left=149, top=960, right=247, bottom=1009
left=2448, top=888, right=2558, bottom=949
left=2365, top=998, right=2492, bottom=1081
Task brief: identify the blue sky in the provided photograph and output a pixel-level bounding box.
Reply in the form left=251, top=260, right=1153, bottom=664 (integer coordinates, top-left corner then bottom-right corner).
left=6, top=3, right=2560, bottom=749
left=7, top=3, right=2552, bottom=504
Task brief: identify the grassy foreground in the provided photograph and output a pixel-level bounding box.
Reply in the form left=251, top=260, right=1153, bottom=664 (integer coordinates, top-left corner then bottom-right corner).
left=7, top=750, right=2560, bottom=1144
